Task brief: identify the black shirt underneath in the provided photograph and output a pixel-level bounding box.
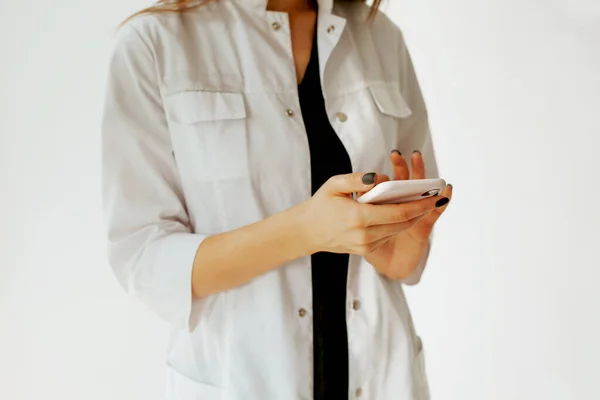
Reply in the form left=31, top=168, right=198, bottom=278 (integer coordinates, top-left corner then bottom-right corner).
left=298, top=29, right=352, bottom=400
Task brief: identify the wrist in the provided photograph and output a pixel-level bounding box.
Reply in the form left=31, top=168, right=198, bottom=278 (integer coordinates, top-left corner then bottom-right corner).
left=286, top=202, right=318, bottom=257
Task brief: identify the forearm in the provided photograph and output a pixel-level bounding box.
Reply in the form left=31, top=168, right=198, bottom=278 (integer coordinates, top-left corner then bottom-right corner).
left=191, top=205, right=312, bottom=298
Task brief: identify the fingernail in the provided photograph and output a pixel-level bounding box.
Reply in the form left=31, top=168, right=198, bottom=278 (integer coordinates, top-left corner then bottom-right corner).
left=362, top=172, right=376, bottom=185
left=412, top=150, right=422, bottom=155
left=391, top=149, right=402, bottom=156
left=448, top=183, right=453, bottom=189
left=435, top=197, right=450, bottom=208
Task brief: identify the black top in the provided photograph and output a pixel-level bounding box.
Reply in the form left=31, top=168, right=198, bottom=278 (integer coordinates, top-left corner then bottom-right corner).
left=298, top=28, right=352, bottom=400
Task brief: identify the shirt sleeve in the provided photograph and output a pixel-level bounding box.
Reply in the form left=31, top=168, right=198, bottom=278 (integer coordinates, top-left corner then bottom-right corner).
left=396, top=30, right=440, bottom=286
left=101, top=22, right=207, bottom=330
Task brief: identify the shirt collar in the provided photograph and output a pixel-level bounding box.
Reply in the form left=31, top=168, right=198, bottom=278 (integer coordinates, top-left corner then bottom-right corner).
left=240, top=0, right=335, bottom=14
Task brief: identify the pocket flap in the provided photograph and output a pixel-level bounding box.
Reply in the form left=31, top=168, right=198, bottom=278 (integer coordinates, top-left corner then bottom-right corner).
left=369, top=85, right=412, bottom=119
left=164, top=91, right=246, bottom=124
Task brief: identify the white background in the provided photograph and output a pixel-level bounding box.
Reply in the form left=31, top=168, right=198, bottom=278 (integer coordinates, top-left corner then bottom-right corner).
left=1, top=0, right=599, bottom=399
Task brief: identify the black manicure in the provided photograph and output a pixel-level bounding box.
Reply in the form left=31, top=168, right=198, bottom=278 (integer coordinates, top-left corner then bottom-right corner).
left=362, top=172, right=376, bottom=185
left=391, top=149, right=402, bottom=156
left=435, top=197, right=450, bottom=208
left=412, top=150, right=422, bottom=155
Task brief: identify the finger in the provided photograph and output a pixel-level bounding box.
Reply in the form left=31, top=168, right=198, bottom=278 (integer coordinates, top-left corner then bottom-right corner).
left=324, top=172, right=383, bottom=195
left=356, top=174, right=390, bottom=198
left=378, top=174, right=391, bottom=183
left=430, top=183, right=453, bottom=217
left=420, top=183, right=453, bottom=229
left=363, top=213, right=428, bottom=242
left=361, top=195, right=449, bottom=226
left=411, top=150, right=426, bottom=180
left=390, top=149, right=410, bottom=181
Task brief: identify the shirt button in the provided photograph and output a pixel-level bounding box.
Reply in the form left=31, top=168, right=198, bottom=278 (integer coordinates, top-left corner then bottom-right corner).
left=336, top=112, right=348, bottom=122
left=327, top=24, right=335, bottom=33
left=298, top=308, right=307, bottom=317
left=355, top=387, right=363, bottom=397
left=271, top=21, right=281, bottom=31
left=286, top=109, right=295, bottom=117
left=352, top=299, right=361, bottom=311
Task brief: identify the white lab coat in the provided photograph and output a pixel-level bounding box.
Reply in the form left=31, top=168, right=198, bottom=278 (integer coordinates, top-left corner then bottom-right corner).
left=101, top=0, right=438, bottom=398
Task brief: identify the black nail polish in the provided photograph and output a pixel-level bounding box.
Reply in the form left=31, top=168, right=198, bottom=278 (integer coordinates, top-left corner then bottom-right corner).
left=412, top=150, right=422, bottom=155
left=362, top=172, right=376, bottom=185
left=391, top=149, right=402, bottom=156
left=435, top=197, right=450, bottom=208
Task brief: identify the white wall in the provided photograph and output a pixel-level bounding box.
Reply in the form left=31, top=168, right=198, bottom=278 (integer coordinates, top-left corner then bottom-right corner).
left=387, top=1, right=600, bottom=399
left=1, top=1, right=598, bottom=399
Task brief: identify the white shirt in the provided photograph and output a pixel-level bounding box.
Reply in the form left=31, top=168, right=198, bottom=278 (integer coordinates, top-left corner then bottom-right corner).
left=101, top=0, right=438, bottom=398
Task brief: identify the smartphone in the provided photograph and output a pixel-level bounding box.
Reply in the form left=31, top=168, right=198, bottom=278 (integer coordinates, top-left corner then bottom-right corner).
left=356, top=178, right=447, bottom=205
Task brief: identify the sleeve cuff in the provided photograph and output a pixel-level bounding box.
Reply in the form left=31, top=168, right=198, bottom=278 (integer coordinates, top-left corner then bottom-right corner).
left=136, top=232, right=208, bottom=331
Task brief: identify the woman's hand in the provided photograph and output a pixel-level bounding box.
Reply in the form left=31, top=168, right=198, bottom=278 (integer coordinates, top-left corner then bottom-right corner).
left=364, top=150, right=453, bottom=281
left=296, top=171, right=447, bottom=256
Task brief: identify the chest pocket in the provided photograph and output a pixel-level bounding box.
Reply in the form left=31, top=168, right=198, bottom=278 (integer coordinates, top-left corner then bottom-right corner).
left=163, top=90, right=249, bottom=181
left=367, top=84, right=413, bottom=168
left=368, top=84, right=412, bottom=120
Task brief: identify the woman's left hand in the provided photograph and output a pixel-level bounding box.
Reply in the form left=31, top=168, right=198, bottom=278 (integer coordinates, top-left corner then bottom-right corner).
left=364, top=150, right=453, bottom=281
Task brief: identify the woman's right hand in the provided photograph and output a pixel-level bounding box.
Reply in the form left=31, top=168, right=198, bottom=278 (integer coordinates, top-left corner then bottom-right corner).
left=296, top=172, right=445, bottom=256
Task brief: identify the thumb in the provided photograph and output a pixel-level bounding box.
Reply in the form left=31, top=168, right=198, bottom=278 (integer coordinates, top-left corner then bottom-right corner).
left=323, top=172, right=379, bottom=195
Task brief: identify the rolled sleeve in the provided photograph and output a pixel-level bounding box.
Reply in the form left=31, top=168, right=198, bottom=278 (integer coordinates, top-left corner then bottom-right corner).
left=133, top=233, right=208, bottom=330
left=101, top=21, right=204, bottom=331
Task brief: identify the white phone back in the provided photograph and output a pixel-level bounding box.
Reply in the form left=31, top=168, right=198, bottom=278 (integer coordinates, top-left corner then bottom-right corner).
left=357, top=178, right=447, bottom=205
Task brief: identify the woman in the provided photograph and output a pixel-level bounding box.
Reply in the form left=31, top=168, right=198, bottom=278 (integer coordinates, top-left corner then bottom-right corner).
left=102, top=0, right=452, bottom=398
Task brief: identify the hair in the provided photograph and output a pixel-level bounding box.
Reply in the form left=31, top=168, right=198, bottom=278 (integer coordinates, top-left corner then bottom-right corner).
left=122, top=0, right=382, bottom=26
